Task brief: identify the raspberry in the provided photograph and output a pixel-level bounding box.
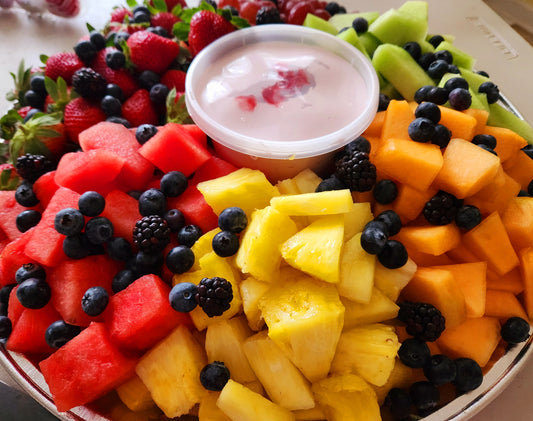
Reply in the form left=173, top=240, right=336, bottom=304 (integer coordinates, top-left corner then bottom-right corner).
left=334, top=150, right=376, bottom=192
left=195, top=277, right=233, bottom=317
left=71, top=67, right=107, bottom=100
left=398, top=301, right=446, bottom=342
left=15, top=153, right=54, bottom=183
left=133, top=215, right=171, bottom=254
left=423, top=190, right=461, bottom=225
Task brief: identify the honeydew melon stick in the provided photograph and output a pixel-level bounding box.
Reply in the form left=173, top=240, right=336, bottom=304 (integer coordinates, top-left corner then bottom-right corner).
left=435, top=40, right=476, bottom=70
left=359, top=32, right=381, bottom=57
left=487, top=103, right=533, bottom=143
left=438, top=73, right=488, bottom=111
left=336, top=28, right=369, bottom=58
left=328, top=11, right=380, bottom=31
left=369, top=1, right=428, bottom=45
left=302, top=13, right=338, bottom=36
left=372, top=43, right=435, bottom=101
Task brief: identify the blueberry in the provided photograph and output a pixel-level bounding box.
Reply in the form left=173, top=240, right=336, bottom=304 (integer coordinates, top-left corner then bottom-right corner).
left=455, top=205, right=482, bottom=231
left=324, top=2, right=341, bottom=15
left=409, top=381, right=440, bottom=413
left=0, top=316, right=12, bottom=340
left=472, top=134, right=497, bottom=149
left=200, top=361, right=230, bottom=391
left=398, top=338, right=431, bottom=368
left=351, top=17, right=368, bottom=34
left=529, top=180, right=533, bottom=196
left=428, top=34, right=445, bottom=48
left=85, top=217, right=114, bottom=245
left=444, top=76, right=469, bottom=92
left=169, top=282, right=198, bottom=312
left=212, top=231, right=240, bottom=257
left=113, top=31, right=130, bottom=51
left=218, top=207, right=248, bottom=233
left=418, top=52, right=435, bottom=70
left=374, top=210, right=402, bottom=236
left=448, top=87, right=472, bottom=110
left=101, top=95, right=122, bottom=116
left=63, top=233, right=91, bottom=260
left=74, top=39, right=97, bottom=64
left=423, top=354, right=457, bottom=385
left=112, top=269, right=137, bottom=293
left=415, top=102, right=441, bottom=124
left=408, top=117, right=436, bottom=143
left=477, top=143, right=498, bottom=155
left=78, top=191, right=106, bottom=217
left=81, top=286, right=109, bottom=316
left=315, top=175, right=347, bottom=192
left=107, top=237, right=134, bottom=261
left=501, top=317, right=530, bottom=344
left=105, top=83, right=124, bottom=102
left=178, top=225, right=203, bottom=247
left=136, top=124, right=158, bottom=144
left=149, top=83, right=170, bottom=106
left=138, top=188, right=167, bottom=217
left=478, top=81, right=500, bottom=104
left=378, top=93, right=390, bottom=111
left=45, top=320, right=82, bottom=348
left=24, top=89, right=45, bottom=109
left=434, top=49, right=453, bottom=64
left=146, top=26, right=170, bottom=37
left=403, top=41, right=422, bottom=61
left=138, top=70, right=160, bottom=90
left=431, top=124, right=452, bottom=148
left=89, top=30, right=106, bottom=50
left=133, top=10, right=151, bottom=24
left=15, top=181, right=39, bottom=207
left=131, top=251, right=164, bottom=276
left=364, top=219, right=391, bottom=237
left=16, top=278, right=51, bottom=309
left=360, top=226, right=387, bottom=255
left=106, top=116, right=131, bottom=128
left=23, top=108, right=42, bottom=123
left=414, top=85, right=433, bottom=104
left=132, top=5, right=150, bottom=15
left=15, top=263, right=46, bottom=284
left=378, top=239, right=408, bottom=269
left=453, top=357, right=483, bottom=393
left=54, top=207, right=85, bottom=236
left=447, top=64, right=460, bottom=73
left=16, top=209, right=41, bottom=232
left=30, top=75, right=47, bottom=97
left=384, top=388, right=412, bottom=420
left=345, top=136, right=371, bottom=154
left=0, top=284, right=16, bottom=308
left=166, top=245, right=195, bottom=274
left=426, top=86, right=449, bottom=105
left=165, top=208, right=186, bottom=232
left=373, top=179, right=398, bottom=204
left=477, top=70, right=490, bottom=78
left=160, top=171, right=188, bottom=198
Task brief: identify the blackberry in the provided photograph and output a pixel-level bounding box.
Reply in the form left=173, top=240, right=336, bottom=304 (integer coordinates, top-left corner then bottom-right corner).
left=133, top=215, right=171, bottom=254
left=335, top=150, right=376, bottom=192
left=255, top=6, right=283, bottom=24
left=423, top=190, right=461, bottom=225
left=345, top=136, right=371, bottom=154
left=16, top=153, right=54, bottom=183
left=195, top=277, right=233, bottom=317
left=72, top=67, right=107, bottom=100
left=398, top=301, right=446, bottom=342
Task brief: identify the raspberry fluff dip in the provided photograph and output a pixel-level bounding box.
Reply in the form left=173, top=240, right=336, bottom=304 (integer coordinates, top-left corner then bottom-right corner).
left=186, top=25, right=379, bottom=180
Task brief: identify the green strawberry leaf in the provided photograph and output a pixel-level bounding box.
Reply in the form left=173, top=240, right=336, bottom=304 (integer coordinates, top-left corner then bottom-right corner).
left=166, top=89, right=193, bottom=124
left=173, top=21, right=191, bottom=41
left=0, top=109, right=23, bottom=141
left=86, top=23, right=96, bottom=32
left=229, top=15, right=251, bottom=28
left=40, top=54, right=49, bottom=66
left=126, top=0, right=138, bottom=8
left=6, top=61, right=32, bottom=106
left=151, top=0, right=168, bottom=13
left=0, top=168, right=20, bottom=191
left=171, top=4, right=183, bottom=15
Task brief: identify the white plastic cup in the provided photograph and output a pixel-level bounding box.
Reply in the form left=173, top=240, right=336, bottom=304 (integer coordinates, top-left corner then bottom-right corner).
left=185, top=24, right=379, bottom=181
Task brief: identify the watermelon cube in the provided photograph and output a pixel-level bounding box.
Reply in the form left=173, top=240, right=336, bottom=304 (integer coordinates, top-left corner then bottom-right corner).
left=104, top=273, right=191, bottom=352
left=101, top=190, right=141, bottom=244
left=39, top=322, right=138, bottom=412
left=138, top=123, right=212, bottom=176
left=48, top=254, right=123, bottom=327
left=190, top=156, right=238, bottom=185
left=7, top=286, right=24, bottom=327
left=0, top=190, right=41, bottom=241
left=0, top=229, right=36, bottom=287
left=33, top=170, right=59, bottom=209
left=24, top=187, right=80, bottom=267
left=167, top=185, right=218, bottom=234
left=79, top=122, right=155, bottom=191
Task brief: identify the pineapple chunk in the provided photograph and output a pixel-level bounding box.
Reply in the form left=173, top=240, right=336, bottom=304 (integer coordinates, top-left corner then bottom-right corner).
left=331, top=323, right=399, bottom=387
left=115, top=375, right=155, bottom=412
left=371, top=358, right=416, bottom=405
left=135, top=325, right=207, bottom=418
left=291, top=168, right=323, bottom=193
left=337, top=232, right=376, bottom=303
left=281, top=214, right=344, bottom=284
left=239, top=276, right=271, bottom=330
left=258, top=275, right=345, bottom=382
left=343, top=202, right=373, bottom=241
left=277, top=178, right=301, bottom=195
left=312, top=373, right=381, bottom=421
left=205, top=316, right=258, bottom=384
left=373, top=257, right=417, bottom=301
left=217, top=379, right=296, bottom=421
left=191, top=227, right=221, bottom=270
left=197, top=168, right=279, bottom=216
left=243, top=330, right=315, bottom=411
left=199, top=392, right=232, bottom=421
left=293, top=406, right=328, bottom=420
left=271, top=190, right=353, bottom=215
left=236, top=206, right=299, bottom=283
left=342, top=288, right=400, bottom=328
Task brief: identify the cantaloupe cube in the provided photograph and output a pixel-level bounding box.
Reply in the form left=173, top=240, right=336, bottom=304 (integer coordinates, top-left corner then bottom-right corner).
left=433, top=138, right=500, bottom=198
left=400, top=267, right=467, bottom=328
left=446, top=241, right=481, bottom=264
left=485, top=289, right=528, bottom=320
left=463, top=108, right=489, bottom=135
left=405, top=248, right=454, bottom=267
left=484, top=125, right=528, bottom=163
left=486, top=268, right=524, bottom=295
left=519, top=247, right=533, bottom=319
left=438, top=106, right=477, bottom=140
left=364, top=111, right=386, bottom=138
left=501, top=197, right=533, bottom=251
left=503, top=150, right=533, bottom=190
left=436, top=317, right=501, bottom=367
left=381, top=100, right=415, bottom=142
left=374, top=139, right=443, bottom=192
left=431, top=262, right=487, bottom=318
left=394, top=224, right=461, bottom=256
left=462, top=212, right=519, bottom=276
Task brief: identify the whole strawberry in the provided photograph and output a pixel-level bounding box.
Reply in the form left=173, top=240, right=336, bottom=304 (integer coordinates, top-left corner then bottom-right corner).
left=46, top=0, right=80, bottom=17
left=122, top=89, right=159, bottom=127
left=151, top=12, right=181, bottom=34
left=127, top=31, right=181, bottom=74
left=44, top=52, right=84, bottom=84
left=63, top=97, right=106, bottom=143
left=188, top=10, right=236, bottom=56
left=161, top=69, right=186, bottom=92
left=92, top=48, right=139, bottom=99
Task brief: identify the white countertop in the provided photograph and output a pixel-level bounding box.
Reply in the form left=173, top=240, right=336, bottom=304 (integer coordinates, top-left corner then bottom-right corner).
left=1, top=1, right=533, bottom=420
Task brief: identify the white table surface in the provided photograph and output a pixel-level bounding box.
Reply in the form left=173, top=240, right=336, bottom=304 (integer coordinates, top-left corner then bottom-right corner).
left=1, top=1, right=533, bottom=420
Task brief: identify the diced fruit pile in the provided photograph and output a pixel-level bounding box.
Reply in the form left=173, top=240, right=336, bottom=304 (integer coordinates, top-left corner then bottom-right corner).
left=1, top=0, right=533, bottom=420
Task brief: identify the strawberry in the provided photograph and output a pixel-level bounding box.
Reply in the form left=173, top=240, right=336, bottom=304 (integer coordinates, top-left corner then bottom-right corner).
left=17, top=106, right=32, bottom=119
left=151, top=12, right=181, bottom=34
left=46, top=0, right=80, bottom=17
left=44, top=52, right=84, bottom=84
left=110, top=7, right=132, bottom=23
left=161, top=69, right=186, bottom=92
left=188, top=10, right=236, bottom=57
left=92, top=48, right=139, bottom=98
left=127, top=31, right=181, bottom=74
left=149, top=0, right=186, bottom=10
left=121, top=89, right=159, bottom=127
left=63, top=97, right=106, bottom=143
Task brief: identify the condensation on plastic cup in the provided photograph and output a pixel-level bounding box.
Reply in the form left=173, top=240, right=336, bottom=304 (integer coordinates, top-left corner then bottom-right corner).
left=185, top=24, right=380, bottom=182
